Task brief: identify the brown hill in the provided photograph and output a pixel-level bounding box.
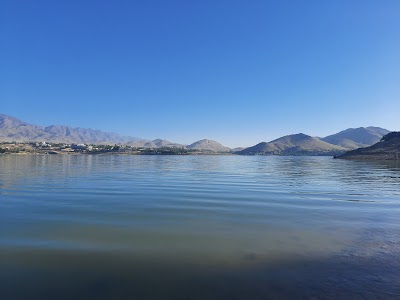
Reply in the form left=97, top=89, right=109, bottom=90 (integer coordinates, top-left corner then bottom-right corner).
left=239, top=133, right=346, bottom=155
left=322, top=127, right=390, bottom=149
left=186, top=139, right=230, bottom=152
left=337, top=132, right=400, bottom=160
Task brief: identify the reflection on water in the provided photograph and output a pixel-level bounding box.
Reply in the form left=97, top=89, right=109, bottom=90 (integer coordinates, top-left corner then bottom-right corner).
left=1, top=155, right=400, bottom=299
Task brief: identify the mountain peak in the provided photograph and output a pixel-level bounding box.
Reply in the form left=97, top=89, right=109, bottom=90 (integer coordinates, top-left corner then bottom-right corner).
left=322, top=127, right=390, bottom=149
left=186, top=139, right=230, bottom=152
left=0, top=113, right=31, bottom=129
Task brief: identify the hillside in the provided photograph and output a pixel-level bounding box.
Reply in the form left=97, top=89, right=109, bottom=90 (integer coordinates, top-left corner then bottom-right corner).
left=322, top=127, right=390, bottom=149
left=151, top=139, right=185, bottom=148
left=337, top=132, right=400, bottom=160
left=239, top=133, right=346, bottom=155
left=0, top=113, right=140, bottom=144
left=186, top=139, right=230, bottom=152
left=127, top=139, right=184, bottom=148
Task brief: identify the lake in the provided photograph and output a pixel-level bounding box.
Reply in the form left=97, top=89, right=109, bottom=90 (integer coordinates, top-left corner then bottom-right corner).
left=1, top=154, right=400, bottom=299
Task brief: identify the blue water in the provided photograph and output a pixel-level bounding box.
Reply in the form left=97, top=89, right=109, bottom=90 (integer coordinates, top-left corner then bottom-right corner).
left=1, top=155, right=400, bottom=299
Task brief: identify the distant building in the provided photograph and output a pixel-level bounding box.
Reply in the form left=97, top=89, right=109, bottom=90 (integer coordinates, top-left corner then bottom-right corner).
left=71, top=144, right=87, bottom=150
left=39, top=141, right=51, bottom=147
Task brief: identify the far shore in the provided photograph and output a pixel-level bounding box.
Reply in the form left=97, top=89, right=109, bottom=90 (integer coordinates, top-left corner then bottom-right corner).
left=2, top=151, right=400, bottom=160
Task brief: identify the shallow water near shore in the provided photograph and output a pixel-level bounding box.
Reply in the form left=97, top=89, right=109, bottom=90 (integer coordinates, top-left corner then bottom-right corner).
left=1, top=154, right=400, bottom=299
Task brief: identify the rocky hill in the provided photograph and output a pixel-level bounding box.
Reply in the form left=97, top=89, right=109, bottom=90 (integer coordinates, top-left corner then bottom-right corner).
left=186, top=139, right=230, bottom=152
left=337, top=132, right=400, bottom=160
left=239, top=133, right=346, bottom=155
left=322, top=127, right=390, bottom=149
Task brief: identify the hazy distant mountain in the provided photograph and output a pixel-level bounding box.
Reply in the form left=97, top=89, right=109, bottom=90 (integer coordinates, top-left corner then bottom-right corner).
left=338, top=132, right=400, bottom=160
left=0, top=113, right=43, bottom=141
left=239, top=133, right=346, bottom=155
left=186, top=139, right=230, bottom=152
left=127, top=139, right=185, bottom=148
left=231, top=147, right=246, bottom=152
left=0, top=113, right=141, bottom=144
left=322, top=127, right=390, bottom=149
left=152, top=139, right=185, bottom=148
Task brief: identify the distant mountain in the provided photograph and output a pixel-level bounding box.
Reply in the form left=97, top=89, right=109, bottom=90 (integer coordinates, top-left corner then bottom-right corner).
left=186, top=139, right=230, bottom=152
left=231, top=147, right=246, bottom=152
left=337, top=132, right=400, bottom=160
left=152, top=139, right=185, bottom=148
left=0, top=113, right=141, bottom=144
left=239, top=133, right=346, bottom=155
left=127, top=139, right=185, bottom=148
left=322, top=127, right=390, bottom=149
left=124, top=139, right=152, bottom=148
left=0, top=114, right=43, bottom=141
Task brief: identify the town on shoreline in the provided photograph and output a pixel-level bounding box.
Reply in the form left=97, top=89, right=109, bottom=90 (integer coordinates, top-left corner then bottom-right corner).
left=0, top=141, right=232, bottom=156
left=0, top=141, right=342, bottom=156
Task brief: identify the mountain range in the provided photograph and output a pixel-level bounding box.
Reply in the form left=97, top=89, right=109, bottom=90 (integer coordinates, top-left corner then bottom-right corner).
left=0, top=113, right=140, bottom=144
left=0, top=113, right=230, bottom=152
left=0, top=113, right=393, bottom=154
left=238, top=127, right=392, bottom=155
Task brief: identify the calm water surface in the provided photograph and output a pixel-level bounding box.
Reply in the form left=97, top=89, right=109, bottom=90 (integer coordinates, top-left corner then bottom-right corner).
left=1, top=155, right=400, bottom=299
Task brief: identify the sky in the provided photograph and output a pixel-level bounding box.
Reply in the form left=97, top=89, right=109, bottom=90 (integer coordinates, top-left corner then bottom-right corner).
left=1, top=0, right=400, bottom=147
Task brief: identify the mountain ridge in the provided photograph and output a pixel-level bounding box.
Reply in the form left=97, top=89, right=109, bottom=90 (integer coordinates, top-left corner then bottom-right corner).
left=0, top=113, right=141, bottom=144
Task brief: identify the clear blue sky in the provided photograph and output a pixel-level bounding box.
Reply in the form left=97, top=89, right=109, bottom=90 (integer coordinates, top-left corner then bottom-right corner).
left=1, top=0, right=399, bottom=147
